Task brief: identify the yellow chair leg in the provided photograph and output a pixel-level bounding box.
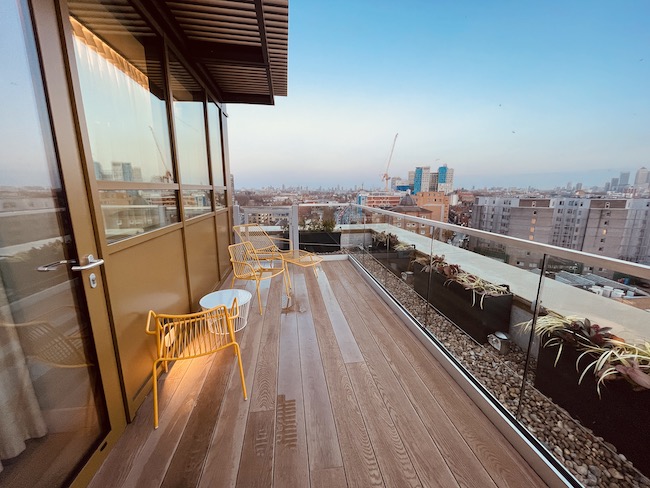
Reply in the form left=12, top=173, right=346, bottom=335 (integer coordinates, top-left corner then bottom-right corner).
left=256, top=281, right=263, bottom=315
left=284, top=270, right=291, bottom=297
left=152, top=362, right=159, bottom=429
left=234, top=343, right=248, bottom=400
left=284, top=262, right=293, bottom=290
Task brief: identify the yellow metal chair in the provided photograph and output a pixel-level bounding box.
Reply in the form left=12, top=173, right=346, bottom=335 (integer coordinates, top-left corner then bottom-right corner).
left=228, top=241, right=291, bottom=314
left=145, top=304, right=247, bottom=429
left=233, top=224, right=323, bottom=287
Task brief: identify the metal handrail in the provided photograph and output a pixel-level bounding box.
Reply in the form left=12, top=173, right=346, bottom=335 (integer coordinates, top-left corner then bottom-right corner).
left=353, top=203, right=650, bottom=278
left=234, top=203, right=650, bottom=279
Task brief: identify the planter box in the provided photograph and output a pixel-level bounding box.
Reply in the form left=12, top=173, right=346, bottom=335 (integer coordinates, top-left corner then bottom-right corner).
left=412, top=264, right=512, bottom=344
left=279, top=231, right=341, bottom=253
left=535, top=339, right=650, bottom=476
left=293, top=231, right=341, bottom=254
left=369, top=252, right=412, bottom=278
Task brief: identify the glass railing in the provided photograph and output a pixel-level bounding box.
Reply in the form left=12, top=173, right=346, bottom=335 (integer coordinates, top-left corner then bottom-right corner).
left=352, top=203, right=650, bottom=487
left=234, top=203, right=650, bottom=486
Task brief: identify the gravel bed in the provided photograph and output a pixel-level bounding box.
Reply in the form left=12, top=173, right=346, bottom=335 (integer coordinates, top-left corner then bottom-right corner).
left=355, top=253, right=650, bottom=488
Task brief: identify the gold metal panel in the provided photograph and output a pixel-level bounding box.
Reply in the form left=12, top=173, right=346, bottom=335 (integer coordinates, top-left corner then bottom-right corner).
left=104, top=229, right=189, bottom=418
left=216, top=211, right=232, bottom=279
left=185, top=217, right=220, bottom=309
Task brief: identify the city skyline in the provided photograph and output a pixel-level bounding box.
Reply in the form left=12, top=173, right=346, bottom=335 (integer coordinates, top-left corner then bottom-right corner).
left=234, top=166, right=643, bottom=192
left=227, top=1, right=649, bottom=190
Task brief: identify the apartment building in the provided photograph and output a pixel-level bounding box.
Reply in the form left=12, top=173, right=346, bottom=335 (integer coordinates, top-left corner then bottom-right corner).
left=415, top=191, right=450, bottom=222
left=472, top=197, right=650, bottom=266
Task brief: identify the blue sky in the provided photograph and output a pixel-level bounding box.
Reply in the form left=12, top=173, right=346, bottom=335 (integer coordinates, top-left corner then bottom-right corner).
left=227, top=0, right=650, bottom=190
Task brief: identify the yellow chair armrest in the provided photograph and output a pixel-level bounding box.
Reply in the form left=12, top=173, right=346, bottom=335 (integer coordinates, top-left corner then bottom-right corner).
left=145, top=310, right=158, bottom=335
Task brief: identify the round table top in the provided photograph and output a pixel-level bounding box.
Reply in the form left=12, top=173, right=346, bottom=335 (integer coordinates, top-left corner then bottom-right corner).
left=200, top=289, right=252, bottom=309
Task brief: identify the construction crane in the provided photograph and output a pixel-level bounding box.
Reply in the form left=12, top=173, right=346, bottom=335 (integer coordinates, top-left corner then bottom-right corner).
left=381, top=132, right=399, bottom=192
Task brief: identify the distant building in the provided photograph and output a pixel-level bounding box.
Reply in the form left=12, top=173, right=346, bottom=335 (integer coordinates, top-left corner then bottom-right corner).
left=437, top=164, right=454, bottom=194
left=357, top=191, right=402, bottom=209
left=635, top=167, right=649, bottom=185
left=472, top=196, right=650, bottom=267
left=415, top=191, right=449, bottom=222
left=413, top=166, right=431, bottom=194
left=389, top=194, right=433, bottom=237
left=619, top=171, right=630, bottom=187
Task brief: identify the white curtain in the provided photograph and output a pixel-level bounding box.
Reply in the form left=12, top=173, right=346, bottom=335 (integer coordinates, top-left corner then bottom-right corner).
left=0, top=274, right=47, bottom=472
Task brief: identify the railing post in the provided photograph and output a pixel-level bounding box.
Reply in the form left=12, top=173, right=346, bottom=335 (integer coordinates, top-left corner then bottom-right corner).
left=517, top=253, right=549, bottom=418
left=233, top=205, right=240, bottom=226
left=291, top=205, right=299, bottom=256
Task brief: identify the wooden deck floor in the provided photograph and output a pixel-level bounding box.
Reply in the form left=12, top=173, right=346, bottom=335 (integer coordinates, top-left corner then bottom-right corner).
left=89, top=260, right=546, bottom=488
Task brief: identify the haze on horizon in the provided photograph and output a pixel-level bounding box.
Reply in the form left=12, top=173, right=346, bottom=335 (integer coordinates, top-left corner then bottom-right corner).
left=227, top=0, right=649, bottom=191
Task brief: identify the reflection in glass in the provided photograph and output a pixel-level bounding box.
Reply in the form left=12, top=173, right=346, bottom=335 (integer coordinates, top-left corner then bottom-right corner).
left=70, top=16, right=173, bottom=183
left=0, top=3, right=109, bottom=486
left=183, top=190, right=212, bottom=219
left=215, top=189, right=227, bottom=209
left=100, top=190, right=179, bottom=243
left=169, top=54, right=209, bottom=186
left=208, top=102, right=225, bottom=186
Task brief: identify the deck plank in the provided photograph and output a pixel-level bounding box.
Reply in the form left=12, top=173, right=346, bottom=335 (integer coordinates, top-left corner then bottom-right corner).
left=160, top=349, right=231, bottom=488
left=88, top=358, right=193, bottom=488
left=294, top=273, right=344, bottom=472
left=198, top=281, right=269, bottom=488
left=315, top=271, right=363, bottom=364
left=126, top=355, right=215, bottom=488
left=330, top=261, right=495, bottom=488
left=310, top=467, right=347, bottom=488
left=327, top=263, right=459, bottom=488
left=250, top=276, right=284, bottom=412
left=346, top=361, right=421, bottom=488
left=273, top=289, right=309, bottom=488
left=333, top=261, right=546, bottom=487
left=235, top=410, right=275, bottom=488
left=305, top=270, right=384, bottom=488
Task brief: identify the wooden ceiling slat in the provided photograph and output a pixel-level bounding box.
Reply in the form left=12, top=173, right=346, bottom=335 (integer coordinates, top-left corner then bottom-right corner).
left=70, top=0, right=287, bottom=105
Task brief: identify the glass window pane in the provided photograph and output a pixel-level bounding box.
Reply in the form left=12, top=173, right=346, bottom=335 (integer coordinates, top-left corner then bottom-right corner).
left=1, top=2, right=110, bottom=485
left=215, top=189, right=227, bottom=209
left=208, top=102, right=225, bottom=186
left=169, top=54, right=209, bottom=186
left=100, top=190, right=179, bottom=243
left=70, top=15, right=173, bottom=183
left=183, top=190, right=212, bottom=219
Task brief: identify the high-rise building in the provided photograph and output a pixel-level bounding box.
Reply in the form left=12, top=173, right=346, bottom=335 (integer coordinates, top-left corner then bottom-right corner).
left=428, top=172, right=439, bottom=191
left=413, top=166, right=431, bottom=194
left=619, top=172, right=630, bottom=186
left=408, top=170, right=415, bottom=186
left=437, top=164, right=454, bottom=194
left=635, top=167, right=649, bottom=186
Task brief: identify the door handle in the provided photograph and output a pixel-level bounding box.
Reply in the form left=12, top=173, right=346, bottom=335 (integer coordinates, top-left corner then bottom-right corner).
left=38, top=254, right=104, bottom=272
left=71, top=254, right=104, bottom=271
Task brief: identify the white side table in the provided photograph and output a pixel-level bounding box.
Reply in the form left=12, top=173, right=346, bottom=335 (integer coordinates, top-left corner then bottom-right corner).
left=199, top=289, right=252, bottom=332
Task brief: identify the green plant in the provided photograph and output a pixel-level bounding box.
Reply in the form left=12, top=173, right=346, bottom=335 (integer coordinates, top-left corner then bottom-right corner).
left=372, top=231, right=398, bottom=250
left=412, top=254, right=510, bottom=308
left=516, top=314, right=650, bottom=395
